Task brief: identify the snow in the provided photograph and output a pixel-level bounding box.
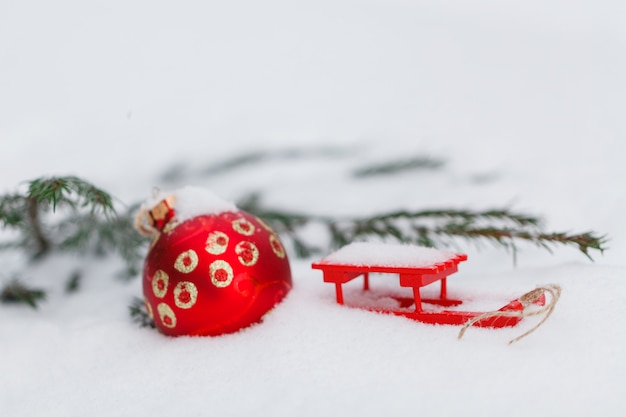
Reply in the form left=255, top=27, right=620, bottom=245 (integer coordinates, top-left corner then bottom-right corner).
left=141, top=186, right=238, bottom=222
left=318, top=242, right=460, bottom=267
left=1, top=1, right=625, bottom=416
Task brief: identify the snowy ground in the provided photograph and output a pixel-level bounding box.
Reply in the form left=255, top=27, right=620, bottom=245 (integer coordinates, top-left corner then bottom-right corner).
left=1, top=1, right=625, bottom=416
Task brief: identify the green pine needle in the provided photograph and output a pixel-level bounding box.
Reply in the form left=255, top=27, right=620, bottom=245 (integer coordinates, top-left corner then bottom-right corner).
left=65, top=271, right=82, bottom=293
left=129, top=297, right=155, bottom=328
left=0, top=194, right=27, bottom=227
left=27, top=176, right=115, bottom=216
left=0, top=279, right=46, bottom=308
left=353, top=156, right=445, bottom=177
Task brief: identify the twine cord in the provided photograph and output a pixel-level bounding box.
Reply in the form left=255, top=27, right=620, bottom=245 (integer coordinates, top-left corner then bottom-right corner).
left=457, top=284, right=562, bottom=345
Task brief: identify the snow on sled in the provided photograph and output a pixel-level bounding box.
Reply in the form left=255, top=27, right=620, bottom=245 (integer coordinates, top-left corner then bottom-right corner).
left=311, top=242, right=545, bottom=328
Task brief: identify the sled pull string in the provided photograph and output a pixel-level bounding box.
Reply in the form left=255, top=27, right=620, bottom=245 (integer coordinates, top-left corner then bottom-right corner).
left=457, top=284, right=562, bottom=345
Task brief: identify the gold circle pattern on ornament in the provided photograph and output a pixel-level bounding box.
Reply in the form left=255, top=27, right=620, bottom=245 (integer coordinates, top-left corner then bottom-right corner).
left=174, top=249, right=199, bottom=274
left=205, top=231, right=229, bottom=255
left=173, top=281, right=198, bottom=309
left=232, top=218, right=255, bottom=236
left=157, top=303, right=177, bottom=329
left=145, top=300, right=154, bottom=320
left=269, top=234, right=285, bottom=258
left=209, top=259, right=234, bottom=288
left=235, top=241, right=259, bottom=267
left=152, top=270, right=169, bottom=298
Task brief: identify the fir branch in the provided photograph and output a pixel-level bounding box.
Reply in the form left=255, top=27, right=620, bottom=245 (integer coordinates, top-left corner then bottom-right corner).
left=28, top=196, right=51, bottom=259
left=202, top=147, right=347, bottom=176
left=240, top=195, right=607, bottom=261
left=65, top=271, right=82, bottom=293
left=93, top=204, right=149, bottom=278
left=1, top=193, right=52, bottom=258
left=27, top=177, right=72, bottom=211
left=27, top=176, right=114, bottom=216
left=203, top=150, right=269, bottom=175
left=539, top=231, right=607, bottom=258
left=433, top=225, right=607, bottom=258
left=129, top=297, right=155, bottom=328
left=0, top=279, right=46, bottom=308
left=366, top=208, right=541, bottom=228
left=353, top=156, right=445, bottom=177
left=237, top=193, right=311, bottom=233
left=160, top=146, right=349, bottom=182
left=56, top=204, right=149, bottom=278
left=0, top=194, right=27, bottom=227
left=1, top=176, right=147, bottom=281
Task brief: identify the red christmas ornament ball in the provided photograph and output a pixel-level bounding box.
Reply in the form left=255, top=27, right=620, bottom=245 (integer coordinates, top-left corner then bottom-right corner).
left=139, top=196, right=292, bottom=336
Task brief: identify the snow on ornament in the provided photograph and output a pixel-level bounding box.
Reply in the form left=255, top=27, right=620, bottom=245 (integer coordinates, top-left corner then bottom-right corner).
left=135, top=186, right=292, bottom=336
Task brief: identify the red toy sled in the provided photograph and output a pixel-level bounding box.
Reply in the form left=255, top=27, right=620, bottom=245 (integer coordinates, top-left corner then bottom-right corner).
left=312, top=242, right=546, bottom=328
